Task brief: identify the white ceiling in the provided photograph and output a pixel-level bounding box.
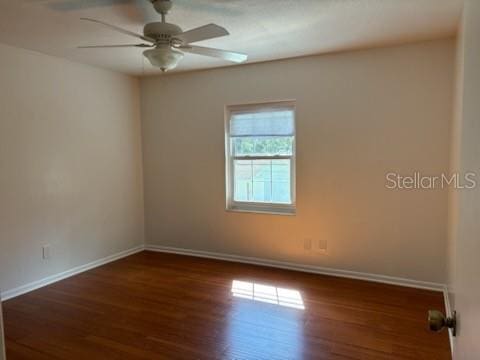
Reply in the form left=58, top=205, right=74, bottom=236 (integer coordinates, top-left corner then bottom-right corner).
left=0, top=0, right=463, bottom=76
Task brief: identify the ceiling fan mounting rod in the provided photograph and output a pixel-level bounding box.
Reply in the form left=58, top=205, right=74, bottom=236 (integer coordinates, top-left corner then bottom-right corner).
left=151, top=0, right=173, bottom=23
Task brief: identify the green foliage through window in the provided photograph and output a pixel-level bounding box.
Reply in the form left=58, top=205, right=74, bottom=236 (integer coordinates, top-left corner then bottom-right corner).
left=232, top=137, right=293, bottom=156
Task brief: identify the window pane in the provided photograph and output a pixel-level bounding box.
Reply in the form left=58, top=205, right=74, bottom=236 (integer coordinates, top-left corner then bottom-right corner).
left=253, top=160, right=271, bottom=181
left=272, top=159, right=290, bottom=181
left=253, top=181, right=271, bottom=202
left=272, top=181, right=290, bottom=203
left=272, top=159, right=291, bottom=203
left=234, top=160, right=252, bottom=201
left=234, top=159, right=291, bottom=204
left=232, top=136, right=293, bottom=156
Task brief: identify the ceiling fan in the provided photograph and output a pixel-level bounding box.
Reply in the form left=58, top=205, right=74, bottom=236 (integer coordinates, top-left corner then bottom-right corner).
left=79, top=0, right=248, bottom=72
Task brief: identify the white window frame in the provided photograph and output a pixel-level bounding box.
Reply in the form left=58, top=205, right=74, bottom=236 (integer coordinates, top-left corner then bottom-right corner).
left=225, top=100, right=296, bottom=215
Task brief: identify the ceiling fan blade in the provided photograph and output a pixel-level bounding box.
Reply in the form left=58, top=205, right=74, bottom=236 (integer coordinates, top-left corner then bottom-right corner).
left=174, top=24, right=229, bottom=44
left=180, top=45, right=247, bottom=63
left=80, top=17, right=155, bottom=43
left=78, top=44, right=153, bottom=48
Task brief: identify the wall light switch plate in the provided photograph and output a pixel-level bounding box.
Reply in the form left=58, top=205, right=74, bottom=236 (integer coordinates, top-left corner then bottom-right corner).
left=42, top=244, right=51, bottom=260
left=318, top=239, right=328, bottom=252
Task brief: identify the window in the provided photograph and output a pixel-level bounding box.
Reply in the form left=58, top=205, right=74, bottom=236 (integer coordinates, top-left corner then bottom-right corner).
left=225, top=101, right=296, bottom=215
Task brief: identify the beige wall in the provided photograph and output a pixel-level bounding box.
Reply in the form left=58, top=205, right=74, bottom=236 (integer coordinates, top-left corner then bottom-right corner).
left=448, top=1, right=480, bottom=358
left=0, top=43, right=145, bottom=294
left=141, top=39, right=454, bottom=284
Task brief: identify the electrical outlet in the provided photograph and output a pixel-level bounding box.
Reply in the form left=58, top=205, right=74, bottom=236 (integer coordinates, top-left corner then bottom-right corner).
left=42, top=244, right=51, bottom=260
left=317, top=239, right=328, bottom=253
left=304, top=238, right=312, bottom=251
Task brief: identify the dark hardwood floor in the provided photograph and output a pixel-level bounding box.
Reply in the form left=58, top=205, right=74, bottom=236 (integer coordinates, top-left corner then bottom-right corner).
left=3, top=251, right=450, bottom=359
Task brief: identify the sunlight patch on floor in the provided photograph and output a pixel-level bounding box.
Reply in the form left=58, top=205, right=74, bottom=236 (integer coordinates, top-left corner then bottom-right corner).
left=231, top=280, right=305, bottom=310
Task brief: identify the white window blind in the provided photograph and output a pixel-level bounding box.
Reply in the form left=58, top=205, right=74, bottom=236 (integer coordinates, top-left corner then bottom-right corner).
left=230, top=109, right=295, bottom=137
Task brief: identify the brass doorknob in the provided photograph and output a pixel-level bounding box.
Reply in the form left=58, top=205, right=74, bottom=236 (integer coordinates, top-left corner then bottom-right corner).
left=428, top=310, right=456, bottom=336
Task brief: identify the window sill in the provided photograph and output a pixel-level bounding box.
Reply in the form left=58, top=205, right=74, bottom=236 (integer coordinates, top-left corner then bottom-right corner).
left=227, top=204, right=296, bottom=216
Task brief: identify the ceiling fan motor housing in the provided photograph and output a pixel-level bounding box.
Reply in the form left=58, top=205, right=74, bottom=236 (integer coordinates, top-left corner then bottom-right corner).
left=144, top=22, right=182, bottom=43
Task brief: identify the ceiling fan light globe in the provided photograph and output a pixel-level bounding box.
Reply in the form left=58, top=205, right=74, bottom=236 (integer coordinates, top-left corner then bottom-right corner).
left=143, top=47, right=184, bottom=71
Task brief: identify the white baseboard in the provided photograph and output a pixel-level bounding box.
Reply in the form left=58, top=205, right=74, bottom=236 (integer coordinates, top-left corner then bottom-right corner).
left=0, top=245, right=145, bottom=301
left=145, top=244, right=445, bottom=292
left=1, top=243, right=448, bottom=307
